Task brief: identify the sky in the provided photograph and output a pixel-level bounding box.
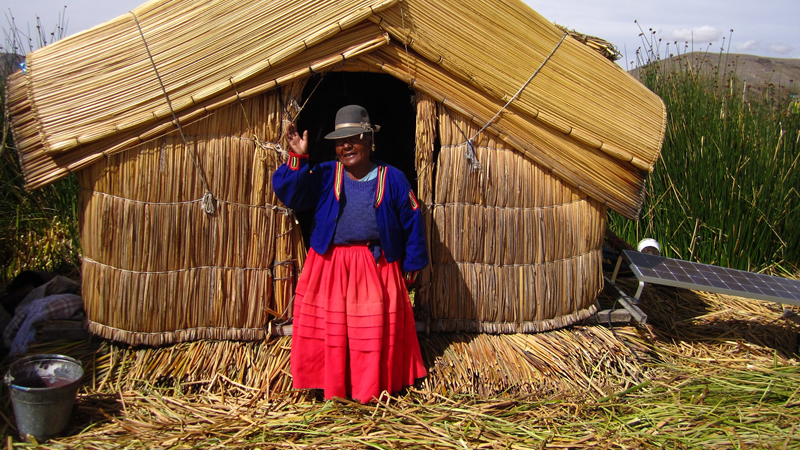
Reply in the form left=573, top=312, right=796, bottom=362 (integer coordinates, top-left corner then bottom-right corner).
left=2, top=0, right=799, bottom=69
left=530, top=0, right=800, bottom=69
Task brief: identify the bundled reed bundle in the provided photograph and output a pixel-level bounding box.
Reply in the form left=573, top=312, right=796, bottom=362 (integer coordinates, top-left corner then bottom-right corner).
left=78, top=91, right=303, bottom=345
left=412, top=92, right=438, bottom=316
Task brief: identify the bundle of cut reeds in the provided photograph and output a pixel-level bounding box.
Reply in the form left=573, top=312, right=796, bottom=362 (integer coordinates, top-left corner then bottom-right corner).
left=27, top=325, right=643, bottom=399
left=412, top=93, right=438, bottom=318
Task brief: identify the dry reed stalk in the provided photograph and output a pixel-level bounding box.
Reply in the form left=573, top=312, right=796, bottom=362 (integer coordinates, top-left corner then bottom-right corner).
left=45, top=385, right=616, bottom=449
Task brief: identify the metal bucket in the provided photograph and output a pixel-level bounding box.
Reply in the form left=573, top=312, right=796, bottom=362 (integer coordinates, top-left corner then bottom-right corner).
left=4, top=354, right=84, bottom=442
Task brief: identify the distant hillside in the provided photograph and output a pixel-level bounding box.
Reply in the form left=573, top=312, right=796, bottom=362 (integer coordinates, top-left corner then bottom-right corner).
left=728, top=54, right=800, bottom=90
left=630, top=53, right=799, bottom=99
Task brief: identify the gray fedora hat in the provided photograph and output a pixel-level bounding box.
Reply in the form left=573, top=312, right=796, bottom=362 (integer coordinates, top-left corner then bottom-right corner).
left=324, top=104, right=381, bottom=140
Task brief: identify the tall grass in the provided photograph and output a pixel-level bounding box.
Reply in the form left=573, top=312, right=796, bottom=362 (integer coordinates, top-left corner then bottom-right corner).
left=1, top=9, right=81, bottom=282
left=610, top=29, right=800, bottom=273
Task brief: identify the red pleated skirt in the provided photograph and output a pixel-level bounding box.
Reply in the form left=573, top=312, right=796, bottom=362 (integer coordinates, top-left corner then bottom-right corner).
left=290, top=244, right=427, bottom=402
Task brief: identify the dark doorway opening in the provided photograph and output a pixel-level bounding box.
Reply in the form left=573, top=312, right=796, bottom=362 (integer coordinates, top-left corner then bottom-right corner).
left=293, top=72, right=418, bottom=247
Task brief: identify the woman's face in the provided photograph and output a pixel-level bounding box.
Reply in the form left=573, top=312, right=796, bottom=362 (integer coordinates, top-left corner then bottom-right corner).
left=335, top=135, right=372, bottom=175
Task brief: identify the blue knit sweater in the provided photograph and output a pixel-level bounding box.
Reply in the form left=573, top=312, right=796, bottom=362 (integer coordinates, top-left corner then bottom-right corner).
left=333, top=175, right=380, bottom=245
left=272, top=153, right=429, bottom=273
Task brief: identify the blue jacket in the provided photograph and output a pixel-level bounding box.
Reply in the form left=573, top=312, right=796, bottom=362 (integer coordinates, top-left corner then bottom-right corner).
left=273, top=153, right=429, bottom=275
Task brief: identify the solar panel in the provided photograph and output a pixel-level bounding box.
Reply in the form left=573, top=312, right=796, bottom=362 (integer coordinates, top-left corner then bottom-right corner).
left=621, top=250, right=800, bottom=307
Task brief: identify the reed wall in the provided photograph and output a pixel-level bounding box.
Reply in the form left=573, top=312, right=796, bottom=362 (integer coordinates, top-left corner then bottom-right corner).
left=421, top=104, right=605, bottom=333
left=77, top=91, right=303, bottom=345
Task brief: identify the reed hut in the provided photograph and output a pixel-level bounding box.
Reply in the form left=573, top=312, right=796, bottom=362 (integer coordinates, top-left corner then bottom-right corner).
left=5, top=0, right=666, bottom=346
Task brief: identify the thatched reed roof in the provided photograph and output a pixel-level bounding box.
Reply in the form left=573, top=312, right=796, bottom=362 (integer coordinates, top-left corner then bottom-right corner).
left=6, top=0, right=665, bottom=219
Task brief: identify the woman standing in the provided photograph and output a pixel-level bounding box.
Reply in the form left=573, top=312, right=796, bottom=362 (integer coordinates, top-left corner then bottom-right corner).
left=273, top=105, right=428, bottom=402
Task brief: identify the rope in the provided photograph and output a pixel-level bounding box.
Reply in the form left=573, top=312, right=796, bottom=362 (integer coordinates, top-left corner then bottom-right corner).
left=429, top=197, right=586, bottom=211
left=229, top=78, right=287, bottom=162
left=255, top=139, right=287, bottom=162
left=432, top=247, right=600, bottom=268
left=229, top=74, right=327, bottom=163
left=81, top=188, right=291, bottom=215
left=131, top=11, right=216, bottom=215
left=289, top=73, right=326, bottom=124
left=464, top=31, right=569, bottom=169
left=265, top=294, right=296, bottom=341
left=83, top=256, right=279, bottom=275
left=230, top=78, right=255, bottom=134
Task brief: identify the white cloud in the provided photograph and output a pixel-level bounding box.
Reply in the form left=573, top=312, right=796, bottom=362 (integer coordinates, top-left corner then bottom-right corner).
left=766, top=43, right=794, bottom=55
left=669, top=25, right=724, bottom=44
left=737, top=40, right=759, bottom=51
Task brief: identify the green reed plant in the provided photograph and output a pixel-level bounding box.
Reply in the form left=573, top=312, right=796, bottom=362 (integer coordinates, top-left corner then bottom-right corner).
left=0, top=140, right=81, bottom=281
left=1, top=9, right=81, bottom=281
left=611, top=29, right=800, bottom=273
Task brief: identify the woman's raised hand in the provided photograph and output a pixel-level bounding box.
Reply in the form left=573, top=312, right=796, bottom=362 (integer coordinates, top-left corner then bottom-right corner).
left=286, top=122, right=309, bottom=155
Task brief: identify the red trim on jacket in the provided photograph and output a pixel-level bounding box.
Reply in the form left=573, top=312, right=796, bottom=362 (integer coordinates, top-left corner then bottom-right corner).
left=287, top=152, right=309, bottom=171
left=408, top=190, right=420, bottom=211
